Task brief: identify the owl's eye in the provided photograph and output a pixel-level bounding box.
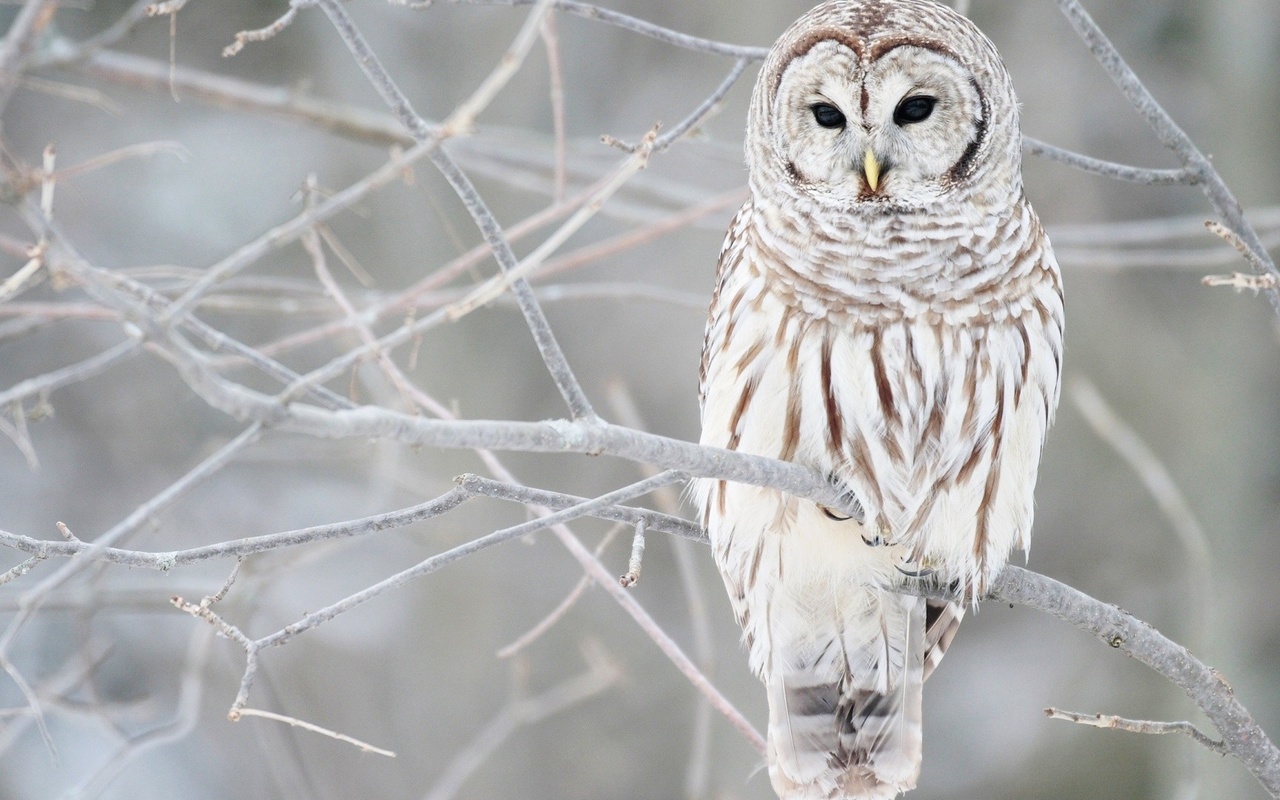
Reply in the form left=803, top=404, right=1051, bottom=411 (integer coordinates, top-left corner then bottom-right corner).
left=810, top=103, right=847, bottom=129
left=893, top=95, right=937, bottom=125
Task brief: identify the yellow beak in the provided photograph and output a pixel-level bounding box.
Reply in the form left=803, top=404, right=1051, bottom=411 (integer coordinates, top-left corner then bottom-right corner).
left=863, top=148, right=881, bottom=192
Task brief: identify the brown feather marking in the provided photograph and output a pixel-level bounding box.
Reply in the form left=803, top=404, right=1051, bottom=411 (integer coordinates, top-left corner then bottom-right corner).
left=958, top=331, right=982, bottom=438
left=849, top=434, right=884, bottom=514
left=745, top=536, right=766, bottom=593
left=779, top=324, right=805, bottom=461
left=821, top=331, right=843, bottom=458
left=870, top=328, right=899, bottom=425
left=726, top=375, right=759, bottom=452
left=734, top=336, right=767, bottom=376
left=904, top=484, right=941, bottom=544
left=973, top=384, right=1007, bottom=568
left=920, top=389, right=946, bottom=452
left=716, top=480, right=727, bottom=516
left=903, top=325, right=923, bottom=390
left=956, top=437, right=986, bottom=485
left=1014, top=318, right=1031, bottom=405
left=773, top=304, right=795, bottom=348
left=719, top=284, right=748, bottom=351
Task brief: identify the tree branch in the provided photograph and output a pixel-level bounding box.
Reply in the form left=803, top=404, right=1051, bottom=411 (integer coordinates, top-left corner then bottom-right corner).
left=991, top=567, right=1280, bottom=797
left=1052, top=0, right=1280, bottom=312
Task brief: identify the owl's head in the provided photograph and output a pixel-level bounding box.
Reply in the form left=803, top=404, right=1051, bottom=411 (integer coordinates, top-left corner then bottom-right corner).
left=748, top=0, right=1021, bottom=212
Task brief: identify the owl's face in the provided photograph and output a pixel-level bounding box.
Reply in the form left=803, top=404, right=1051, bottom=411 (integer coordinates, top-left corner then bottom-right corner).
left=773, top=40, right=986, bottom=209
left=749, top=1, right=1021, bottom=215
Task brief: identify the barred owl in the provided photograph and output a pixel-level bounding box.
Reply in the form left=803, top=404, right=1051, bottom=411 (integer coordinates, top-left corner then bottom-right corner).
left=697, top=1, right=1063, bottom=798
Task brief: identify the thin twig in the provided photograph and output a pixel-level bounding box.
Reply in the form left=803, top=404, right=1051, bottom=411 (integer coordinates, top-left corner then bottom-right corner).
left=495, top=524, right=624, bottom=658
left=1023, top=136, right=1195, bottom=186
left=407, top=0, right=767, bottom=60
left=443, top=126, right=658, bottom=319
left=618, top=519, right=645, bottom=588
left=223, top=2, right=307, bottom=58
left=540, top=11, right=567, bottom=202
left=422, top=646, right=619, bottom=800
left=0, top=557, right=44, bottom=587
left=437, top=0, right=554, bottom=138
left=233, top=708, right=396, bottom=757
left=1044, top=708, right=1228, bottom=756
left=1202, top=272, right=1278, bottom=293
left=0, top=423, right=265, bottom=658
left=253, top=471, right=687, bottom=648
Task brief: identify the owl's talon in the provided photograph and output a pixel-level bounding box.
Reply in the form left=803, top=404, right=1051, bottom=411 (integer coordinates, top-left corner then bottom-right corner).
left=896, top=564, right=936, bottom=578
left=820, top=504, right=853, bottom=521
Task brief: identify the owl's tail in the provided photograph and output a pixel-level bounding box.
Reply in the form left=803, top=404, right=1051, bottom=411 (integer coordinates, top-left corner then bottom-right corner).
left=763, top=594, right=964, bottom=800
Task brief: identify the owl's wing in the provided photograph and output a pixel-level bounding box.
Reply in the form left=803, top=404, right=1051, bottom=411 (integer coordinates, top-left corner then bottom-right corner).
left=699, top=199, right=755, bottom=412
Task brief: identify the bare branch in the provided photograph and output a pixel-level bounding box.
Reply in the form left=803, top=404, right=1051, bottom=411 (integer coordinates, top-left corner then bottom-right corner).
left=1023, top=136, right=1195, bottom=186
left=252, top=471, right=686, bottom=650
left=0, top=486, right=472, bottom=568
left=0, top=423, right=265, bottom=656
left=618, top=519, right=645, bottom=588
left=540, top=11, right=567, bottom=201
left=1204, top=220, right=1280, bottom=288
left=315, top=0, right=599, bottom=420
left=607, top=59, right=752, bottom=153
left=233, top=708, right=396, bottom=758
left=1202, top=271, right=1279, bottom=293
left=990, top=567, right=1280, bottom=797
left=495, top=525, right=624, bottom=658
left=422, top=645, right=619, bottom=800
left=0, top=556, right=44, bottom=587
left=223, top=1, right=308, bottom=58
left=404, top=0, right=768, bottom=60
left=1044, top=707, right=1228, bottom=756
left=70, top=50, right=412, bottom=148
left=1052, top=0, right=1280, bottom=312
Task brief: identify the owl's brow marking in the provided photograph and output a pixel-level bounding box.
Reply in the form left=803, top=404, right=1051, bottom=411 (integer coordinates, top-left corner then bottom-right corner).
left=868, top=36, right=956, bottom=62
left=772, top=31, right=864, bottom=99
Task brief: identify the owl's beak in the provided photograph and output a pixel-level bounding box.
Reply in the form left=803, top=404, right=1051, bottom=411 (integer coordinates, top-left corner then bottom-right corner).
left=863, top=148, right=882, bottom=192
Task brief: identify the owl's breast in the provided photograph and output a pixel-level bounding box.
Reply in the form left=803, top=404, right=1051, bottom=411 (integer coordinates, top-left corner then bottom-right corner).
left=702, top=249, right=1061, bottom=592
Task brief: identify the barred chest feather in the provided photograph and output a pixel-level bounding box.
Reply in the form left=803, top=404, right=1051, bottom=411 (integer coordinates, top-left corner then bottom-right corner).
left=699, top=200, right=1064, bottom=599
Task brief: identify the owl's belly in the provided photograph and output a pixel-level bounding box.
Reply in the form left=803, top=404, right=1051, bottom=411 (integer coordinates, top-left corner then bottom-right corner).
left=700, top=284, right=1058, bottom=596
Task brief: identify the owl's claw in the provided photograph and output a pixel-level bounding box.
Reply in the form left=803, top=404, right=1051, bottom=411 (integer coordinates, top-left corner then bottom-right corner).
left=896, top=563, right=936, bottom=578
left=820, top=505, right=852, bottom=522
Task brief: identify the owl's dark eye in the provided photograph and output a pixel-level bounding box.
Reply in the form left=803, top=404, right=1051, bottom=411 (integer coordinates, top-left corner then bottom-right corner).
left=810, top=103, right=847, bottom=129
left=893, top=95, right=937, bottom=125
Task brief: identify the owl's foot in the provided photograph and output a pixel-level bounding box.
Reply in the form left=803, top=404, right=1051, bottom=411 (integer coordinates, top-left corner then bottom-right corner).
left=895, top=562, right=936, bottom=578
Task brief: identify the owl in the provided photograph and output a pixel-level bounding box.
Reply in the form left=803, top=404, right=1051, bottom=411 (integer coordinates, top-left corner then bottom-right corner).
left=697, top=1, right=1063, bottom=798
